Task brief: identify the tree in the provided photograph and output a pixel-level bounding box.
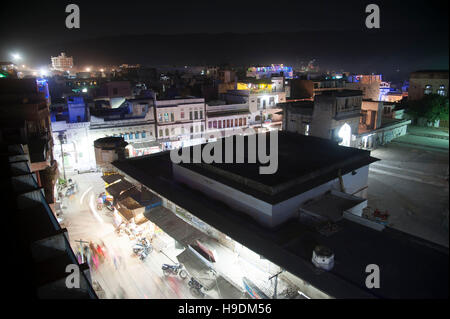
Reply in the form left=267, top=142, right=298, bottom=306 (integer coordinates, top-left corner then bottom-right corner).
left=405, top=94, right=449, bottom=122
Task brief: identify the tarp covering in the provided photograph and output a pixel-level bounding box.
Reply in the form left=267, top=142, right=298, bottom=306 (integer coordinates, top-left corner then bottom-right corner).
left=213, top=275, right=245, bottom=299
left=176, top=247, right=244, bottom=298
left=101, top=174, right=123, bottom=185
left=176, top=246, right=216, bottom=290
left=105, top=179, right=135, bottom=198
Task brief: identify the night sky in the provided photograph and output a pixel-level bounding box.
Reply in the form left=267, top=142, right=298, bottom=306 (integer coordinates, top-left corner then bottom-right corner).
left=1, top=0, right=448, bottom=81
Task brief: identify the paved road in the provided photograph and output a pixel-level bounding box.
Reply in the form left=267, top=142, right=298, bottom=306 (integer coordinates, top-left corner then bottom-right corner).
left=60, top=172, right=196, bottom=299
left=368, top=141, right=449, bottom=247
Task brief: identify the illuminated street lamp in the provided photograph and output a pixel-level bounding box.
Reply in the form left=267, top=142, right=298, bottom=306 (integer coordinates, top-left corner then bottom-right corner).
left=11, top=53, right=22, bottom=61
left=39, top=68, right=48, bottom=77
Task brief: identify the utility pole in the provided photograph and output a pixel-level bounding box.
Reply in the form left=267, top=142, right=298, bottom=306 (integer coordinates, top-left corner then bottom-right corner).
left=58, top=133, right=66, bottom=181
left=269, top=270, right=284, bottom=299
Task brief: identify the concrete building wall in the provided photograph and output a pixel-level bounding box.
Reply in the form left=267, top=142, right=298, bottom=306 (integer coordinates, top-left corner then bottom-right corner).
left=310, top=97, right=334, bottom=139
left=271, top=165, right=369, bottom=226
left=172, top=164, right=275, bottom=227
left=173, top=162, right=370, bottom=228
left=345, top=81, right=380, bottom=101
left=408, top=71, right=449, bottom=101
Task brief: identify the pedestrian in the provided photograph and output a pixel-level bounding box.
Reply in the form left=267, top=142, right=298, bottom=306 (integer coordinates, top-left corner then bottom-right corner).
left=96, top=244, right=105, bottom=263
left=92, top=253, right=99, bottom=270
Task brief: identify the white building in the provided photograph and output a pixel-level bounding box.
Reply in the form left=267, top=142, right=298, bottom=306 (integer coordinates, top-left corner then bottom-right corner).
left=205, top=103, right=251, bottom=139
left=51, top=52, right=73, bottom=72
left=222, top=78, right=286, bottom=128
left=154, top=97, right=207, bottom=149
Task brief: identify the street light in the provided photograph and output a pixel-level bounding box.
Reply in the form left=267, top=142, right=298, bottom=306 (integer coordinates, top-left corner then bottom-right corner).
left=11, top=53, right=22, bottom=61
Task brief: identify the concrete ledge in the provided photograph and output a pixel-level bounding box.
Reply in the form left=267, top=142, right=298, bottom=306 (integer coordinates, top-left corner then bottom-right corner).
left=343, top=211, right=385, bottom=231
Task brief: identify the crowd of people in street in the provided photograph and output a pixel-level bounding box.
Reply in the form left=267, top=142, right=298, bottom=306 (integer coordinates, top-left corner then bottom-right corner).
left=76, top=240, right=124, bottom=271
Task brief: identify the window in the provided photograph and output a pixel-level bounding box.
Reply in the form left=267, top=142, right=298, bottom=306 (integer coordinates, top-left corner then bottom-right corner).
left=235, top=119, right=238, bottom=126
left=243, top=118, right=246, bottom=126
left=200, top=110, right=203, bottom=119
left=194, top=111, right=198, bottom=120
left=201, top=125, right=204, bottom=132
left=437, top=85, right=447, bottom=96
left=171, top=128, right=175, bottom=135
left=239, top=118, right=242, bottom=126
left=269, top=97, right=275, bottom=106
left=124, top=133, right=128, bottom=140
left=257, top=98, right=261, bottom=108
left=158, top=113, right=163, bottom=122
left=208, top=121, right=212, bottom=129
left=164, top=113, right=169, bottom=122
left=135, top=133, right=139, bottom=139
left=189, top=112, right=193, bottom=120
left=190, top=126, right=193, bottom=133
left=129, top=133, right=133, bottom=140
left=223, top=120, right=226, bottom=128
left=227, top=119, right=230, bottom=128
left=218, top=121, right=222, bottom=129
left=262, top=99, right=266, bottom=108
left=159, top=129, right=163, bottom=137
left=181, top=111, right=185, bottom=119
left=170, top=113, right=175, bottom=122
left=165, top=128, right=169, bottom=136
left=424, top=85, right=432, bottom=95
left=141, top=131, right=146, bottom=138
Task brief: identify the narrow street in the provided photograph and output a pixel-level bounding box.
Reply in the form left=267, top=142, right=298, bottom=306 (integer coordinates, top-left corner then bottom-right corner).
left=59, top=171, right=290, bottom=299
left=60, top=172, right=195, bottom=299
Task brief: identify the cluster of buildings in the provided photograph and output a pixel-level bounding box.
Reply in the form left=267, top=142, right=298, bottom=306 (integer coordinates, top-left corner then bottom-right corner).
left=108, top=132, right=448, bottom=299
left=1, top=51, right=448, bottom=299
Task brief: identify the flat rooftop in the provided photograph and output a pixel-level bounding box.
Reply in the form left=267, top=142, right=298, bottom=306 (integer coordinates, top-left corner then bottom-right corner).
left=317, top=89, right=363, bottom=97
left=113, top=149, right=448, bottom=299
left=174, top=132, right=378, bottom=203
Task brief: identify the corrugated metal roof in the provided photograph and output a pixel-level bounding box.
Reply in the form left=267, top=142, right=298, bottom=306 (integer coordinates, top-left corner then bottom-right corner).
left=143, top=206, right=207, bottom=246
left=101, top=173, right=123, bottom=184
left=105, top=179, right=135, bottom=198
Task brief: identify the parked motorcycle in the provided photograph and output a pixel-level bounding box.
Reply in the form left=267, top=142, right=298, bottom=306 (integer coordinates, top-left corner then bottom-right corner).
left=162, top=263, right=188, bottom=279
left=188, top=277, right=205, bottom=298
left=132, top=237, right=153, bottom=261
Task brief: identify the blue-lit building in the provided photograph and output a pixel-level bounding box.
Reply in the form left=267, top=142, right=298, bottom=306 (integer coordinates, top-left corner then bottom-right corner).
left=247, top=65, right=294, bottom=79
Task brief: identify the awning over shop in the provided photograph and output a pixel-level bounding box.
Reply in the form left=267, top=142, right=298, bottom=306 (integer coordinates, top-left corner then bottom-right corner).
left=116, top=204, right=134, bottom=221
left=143, top=206, right=207, bottom=246
left=118, top=187, right=161, bottom=207
left=101, top=173, right=123, bottom=185
left=214, top=275, right=245, bottom=299
left=130, top=141, right=161, bottom=149
left=105, top=179, right=135, bottom=198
